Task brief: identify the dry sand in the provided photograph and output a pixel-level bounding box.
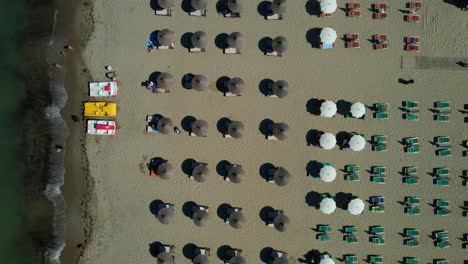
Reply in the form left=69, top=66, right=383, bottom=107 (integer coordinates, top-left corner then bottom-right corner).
left=74, top=0, right=467, bottom=263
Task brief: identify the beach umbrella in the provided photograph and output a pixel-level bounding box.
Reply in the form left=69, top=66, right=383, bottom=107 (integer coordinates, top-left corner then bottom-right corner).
left=348, top=198, right=365, bottom=215
left=319, top=198, right=336, bottom=214
left=272, top=80, right=288, bottom=98
left=157, top=29, right=175, bottom=46
left=193, top=254, right=210, bottom=264
left=273, top=214, right=290, bottom=232
left=319, top=0, right=337, bottom=14
left=191, top=31, right=209, bottom=49
left=192, top=164, right=209, bottom=182
left=157, top=252, right=174, bottom=264
left=320, top=27, right=337, bottom=44
left=227, top=121, right=245, bottom=138
left=350, top=102, right=366, bottom=118
left=229, top=256, right=246, bottom=264
left=191, top=74, right=209, bottom=91
left=191, top=119, right=208, bottom=137
left=272, top=122, right=289, bottom=140
left=227, top=32, right=245, bottom=49
left=272, top=256, right=289, bottom=264
left=157, top=162, right=174, bottom=179
left=272, top=36, right=288, bottom=53
left=319, top=133, right=337, bottom=150
left=157, top=117, right=174, bottom=134
left=227, top=0, right=245, bottom=13
left=271, top=0, right=287, bottom=15
left=192, top=210, right=210, bottom=227
left=158, top=0, right=175, bottom=9
left=157, top=208, right=173, bottom=224
left=320, top=100, right=337, bottom=117
left=228, top=211, right=246, bottom=229
left=227, top=77, right=245, bottom=95
left=227, top=166, right=246, bottom=183
left=319, top=165, right=336, bottom=183
left=156, top=72, right=174, bottom=88
left=349, top=135, right=366, bottom=151
left=273, top=167, right=291, bottom=186
left=319, top=257, right=335, bottom=264
left=191, top=0, right=208, bottom=10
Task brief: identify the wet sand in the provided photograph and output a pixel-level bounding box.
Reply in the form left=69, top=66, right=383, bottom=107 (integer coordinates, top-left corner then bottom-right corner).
left=76, top=1, right=467, bottom=263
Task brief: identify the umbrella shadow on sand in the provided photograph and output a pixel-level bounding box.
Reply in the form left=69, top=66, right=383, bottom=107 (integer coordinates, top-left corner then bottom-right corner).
left=181, top=116, right=197, bottom=133
left=305, top=191, right=322, bottom=207
left=216, top=76, right=230, bottom=93
left=336, top=99, right=352, bottom=115
left=181, top=73, right=195, bottom=89
left=298, top=249, right=321, bottom=263
left=149, top=71, right=162, bottom=83
left=181, top=158, right=197, bottom=176
left=306, top=129, right=321, bottom=146
left=216, top=117, right=231, bottom=135
left=257, top=1, right=271, bottom=17
left=259, top=163, right=275, bottom=181
left=182, top=201, right=198, bottom=218
left=181, top=0, right=193, bottom=13
left=306, top=28, right=322, bottom=48
left=259, top=206, right=275, bottom=223
left=336, top=131, right=351, bottom=148
left=180, top=32, right=194, bottom=49
left=149, top=199, right=165, bottom=216
left=149, top=241, right=163, bottom=257
left=149, top=0, right=162, bottom=11
left=259, top=247, right=275, bottom=263
left=217, top=245, right=235, bottom=262
left=182, top=243, right=198, bottom=260
left=336, top=192, right=354, bottom=210
left=215, top=33, right=229, bottom=50
left=259, top=119, right=274, bottom=138
left=216, top=160, right=231, bottom=178
left=306, top=160, right=322, bottom=176
left=258, top=37, right=273, bottom=54
left=217, top=203, right=232, bottom=220
left=305, top=0, right=321, bottom=16
left=306, top=98, right=323, bottom=115
left=259, top=78, right=274, bottom=96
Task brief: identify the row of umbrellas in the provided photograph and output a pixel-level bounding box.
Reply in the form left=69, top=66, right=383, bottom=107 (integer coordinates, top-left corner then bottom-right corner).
left=320, top=101, right=366, bottom=118
left=318, top=133, right=366, bottom=151
left=320, top=197, right=365, bottom=215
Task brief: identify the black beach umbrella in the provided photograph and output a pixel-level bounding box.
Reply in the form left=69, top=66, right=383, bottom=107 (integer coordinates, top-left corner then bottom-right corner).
left=191, top=0, right=208, bottom=10
left=157, top=117, right=174, bottom=134
left=192, top=210, right=210, bottom=227
left=227, top=77, right=245, bottom=95
left=191, top=74, right=209, bottom=91
left=273, top=256, right=289, bottom=264
left=227, top=0, right=246, bottom=13
left=191, top=31, right=209, bottom=49
left=272, top=0, right=288, bottom=15
left=272, top=36, right=288, bottom=53
left=191, top=119, right=209, bottom=137
left=226, top=32, right=245, bottom=49
left=192, top=165, right=209, bottom=182
left=227, top=166, right=246, bottom=183
left=272, top=122, right=289, bottom=140
left=156, top=72, right=174, bottom=88
left=157, top=252, right=174, bottom=264
left=272, top=80, right=288, bottom=98
left=157, top=162, right=174, bottom=179
left=157, top=208, right=174, bottom=224
left=158, top=0, right=175, bottom=9
left=273, top=167, right=290, bottom=186
left=193, top=254, right=210, bottom=264
left=229, top=256, right=246, bottom=264
left=227, top=121, right=245, bottom=138
left=157, top=29, right=176, bottom=46
left=228, top=211, right=246, bottom=229
left=273, top=214, right=290, bottom=232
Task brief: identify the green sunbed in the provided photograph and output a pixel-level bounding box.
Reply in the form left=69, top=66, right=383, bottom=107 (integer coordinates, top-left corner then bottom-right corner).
left=370, top=205, right=385, bottom=213
left=374, top=103, right=388, bottom=112
left=345, top=165, right=359, bottom=173
left=436, top=208, right=450, bottom=216
left=403, top=177, right=418, bottom=184
left=434, top=101, right=450, bottom=108
left=436, top=149, right=452, bottom=157
left=344, top=255, right=358, bottom=263
left=403, top=257, right=419, bottom=264
left=434, top=178, right=449, bottom=186
left=317, top=233, right=330, bottom=241
left=372, top=166, right=387, bottom=174
left=404, top=238, right=420, bottom=247
left=344, top=226, right=357, bottom=234
left=404, top=137, right=419, bottom=145
left=435, top=199, right=449, bottom=207
left=434, top=167, right=449, bottom=176
left=370, top=236, right=385, bottom=245
left=464, top=210, right=468, bottom=217
left=368, top=255, right=383, bottom=264
left=434, top=231, right=448, bottom=239
left=404, top=228, right=420, bottom=237
left=345, top=174, right=359, bottom=182
left=317, top=225, right=332, bottom=232
left=435, top=136, right=451, bottom=145
left=403, top=101, right=419, bottom=108
left=370, top=226, right=384, bottom=234
left=405, top=145, right=420, bottom=154
left=405, top=196, right=420, bottom=205
left=436, top=239, right=451, bottom=248
left=403, top=166, right=417, bottom=176
left=403, top=113, right=419, bottom=121
left=371, top=176, right=385, bottom=183
left=372, top=135, right=388, bottom=143
left=373, top=143, right=387, bottom=152
left=463, top=150, right=468, bottom=157
left=405, top=207, right=420, bottom=215
left=374, top=112, right=388, bottom=119
left=434, top=260, right=449, bottom=264
left=435, top=114, right=450, bottom=122
left=344, top=234, right=358, bottom=243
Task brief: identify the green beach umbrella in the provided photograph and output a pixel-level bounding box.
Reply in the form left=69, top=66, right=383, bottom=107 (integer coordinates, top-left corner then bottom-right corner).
left=157, top=29, right=176, bottom=46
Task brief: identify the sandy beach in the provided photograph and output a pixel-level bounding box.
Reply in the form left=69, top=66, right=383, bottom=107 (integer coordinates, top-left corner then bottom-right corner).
left=65, top=0, right=467, bottom=263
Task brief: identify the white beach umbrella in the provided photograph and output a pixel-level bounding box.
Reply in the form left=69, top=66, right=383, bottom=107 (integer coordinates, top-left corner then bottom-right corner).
left=319, top=133, right=336, bottom=150
left=320, top=27, right=337, bottom=45
left=319, top=0, right=337, bottom=14
left=319, top=255, right=335, bottom=264
left=348, top=198, right=365, bottom=215
left=320, top=100, right=337, bottom=117
left=349, top=135, right=366, bottom=151
left=350, top=102, right=366, bottom=118
left=319, top=198, right=336, bottom=214
left=319, top=165, right=336, bottom=183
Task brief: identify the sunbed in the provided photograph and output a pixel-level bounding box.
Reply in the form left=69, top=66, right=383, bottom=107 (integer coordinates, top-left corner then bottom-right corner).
left=320, top=42, right=336, bottom=49
left=405, top=44, right=420, bottom=52
left=435, top=208, right=450, bottom=216
left=405, top=36, right=420, bottom=43
left=435, top=114, right=450, bottom=122
left=434, top=167, right=449, bottom=176
left=404, top=137, right=419, bottom=145
left=223, top=47, right=241, bottom=54
left=405, top=14, right=420, bottom=22
left=374, top=102, right=388, bottom=112
left=371, top=175, right=385, bottom=184
left=372, top=143, right=387, bottom=152
left=344, top=235, right=358, bottom=243
left=403, top=177, right=418, bottom=184
left=370, top=236, right=385, bottom=245
left=347, top=10, right=361, bottom=17
left=407, top=2, right=422, bottom=8
left=434, top=260, right=449, bottom=264
left=403, top=166, right=417, bottom=176
left=344, top=254, right=358, bottom=263
left=317, top=233, right=330, bottom=241
left=155, top=8, right=172, bottom=16
left=320, top=12, right=332, bottom=17
left=370, top=196, right=384, bottom=204
left=346, top=41, right=360, bottom=48
left=372, top=135, right=388, bottom=143
left=434, top=178, right=449, bottom=186
left=345, top=174, right=359, bottom=182
left=346, top=33, right=360, bottom=41
left=405, top=196, right=420, bottom=205
left=189, top=9, right=206, bottom=17
left=223, top=10, right=240, bottom=18
left=374, top=43, right=389, bottom=49
left=374, top=112, right=388, bottom=119
left=436, top=239, right=451, bottom=248
left=345, top=165, right=359, bottom=173
left=435, top=199, right=449, bottom=207
left=405, top=145, right=420, bottom=154
left=435, top=136, right=451, bottom=145
left=189, top=47, right=205, bottom=53
left=368, top=255, right=383, bottom=264
left=370, top=226, right=385, bottom=235
left=436, top=149, right=452, bottom=157
left=434, top=101, right=450, bottom=108
left=373, top=13, right=388, bottom=19
left=434, top=231, right=448, bottom=239
left=405, top=206, right=420, bottom=215
left=373, top=3, right=388, bottom=10
left=404, top=238, right=420, bottom=247
left=403, top=257, right=419, bottom=264
left=463, top=150, right=468, bottom=157
left=370, top=204, right=385, bottom=212
left=372, top=166, right=387, bottom=174
left=403, top=113, right=419, bottom=121
left=403, top=101, right=419, bottom=108
left=373, top=34, right=388, bottom=42
left=347, top=3, right=361, bottom=9
left=344, top=226, right=357, bottom=234
left=318, top=224, right=332, bottom=232
left=404, top=228, right=420, bottom=237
